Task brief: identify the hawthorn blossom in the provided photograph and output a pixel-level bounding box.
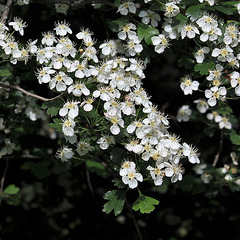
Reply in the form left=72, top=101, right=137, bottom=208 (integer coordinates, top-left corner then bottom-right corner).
left=76, top=141, right=93, bottom=156
left=118, top=23, right=137, bottom=40
left=120, top=167, right=143, bottom=189
left=164, top=162, right=184, bottom=183
left=177, top=105, right=192, bottom=122
left=182, top=143, right=200, bottom=164
left=54, top=21, right=72, bottom=36
left=49, top=71, right=73, bottom=91
left=139, top=10, right=161, bottom=28
left=196, top=14, right=218, bottom=32
left=205, top=86, right=227, bottom=107
left=99, top=40, right=118, bottom=56
left=151, top=34, right=170, bottom=54
left=35, top=67, right=55, bottom=84
left=117, top=1, right=136, bottom=15
left=125, top=36, right=143, bottom=56
left=41, top=31, right=57, bottom=46
left=164, top=2, right=180, bottom=17
left=59, top=101, right=80, bottom=119
left=194, top=99, right=209, bottom=113
left=67, top=82, right=90, bottom=97
left=194, top=47, right=210, bottom=63
left=218, top=116, right=232, bottom=129
left=199, top=0, right=214, bottom=5
left=81, top=97, right=94, bottom=112
left=206, top=64, right=223, bottom=81
left=9, top=17, right=27, bottom=36
left=56, top=146, right=74, bottom=162
left=230, top=71, right=240, bottom=96
left=97, top=135, right=115, bottom=150
left=180, top=76, right=199, bottom=95
left=147, top=164, right=164, bottom=186
left=62, top=117, right=75, bottom=136
left=181, top=24, right=199, bottom=39
left=212, top=45, right=234, bottom=62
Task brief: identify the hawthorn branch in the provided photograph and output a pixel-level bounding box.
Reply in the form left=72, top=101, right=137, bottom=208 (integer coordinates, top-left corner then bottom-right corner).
left=212, top=131, right=224, bottom=167
left=0, top=159, right=9, bottom=205
left=1, top=0, right=12, bottom=23
left=0, top=82, right=62, bottom=102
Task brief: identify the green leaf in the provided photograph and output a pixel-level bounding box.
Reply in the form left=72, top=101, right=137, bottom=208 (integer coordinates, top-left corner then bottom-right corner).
left=214, top=6, right=234, bottom=15
left=172, top=13, right=188, bottom=26
left=215, top=101, right=233, bottom=116
left=86, top=160, right=109, bottom=178
left=103, top=190, right=126, bottom=216
left=178, top=55, right=195, bottom=70
left=3, top=184, right=20, bottom=195
left=230, top=131, right=240, bottom=146
left=49, top=118, right=62, bottom=131
left=221, top=1, right=239, bottom=6
left=41, top=98, right=63, bottom=117
left=132, top=192, right=159, bottom=214
left=0, top=68, right=11, bottom=77
left=194, top=62, right=215, bottom=75
left=137, top=22, right=159, bottom=45
left=186, top=4, right=205, bottom=20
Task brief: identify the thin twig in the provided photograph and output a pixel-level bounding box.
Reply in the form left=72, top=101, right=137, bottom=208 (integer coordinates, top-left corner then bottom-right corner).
left=1, top=0, right=12, bottom=23
left=126, top=201, right=143, bottom=240
left=85, top=165, right=95, bottom=196
left=0, top=159, right=9, bottom=205
left=0, top=83, right=62, bottom=102
left=212, top=131, right=224, bottom=167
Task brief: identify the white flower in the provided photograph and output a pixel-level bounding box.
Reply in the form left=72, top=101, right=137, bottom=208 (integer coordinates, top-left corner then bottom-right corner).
left=97, top=135, right=115, bottom=150
left=59, top=101, right=80, bottom=119
left=205, top=86, right=227, bottom=107
left=206, top=64, right=223, bottom=81
left=99, top=40, right=117, bottom=56
left=176, top=105, right=192, bottom=122
left=125, top=139, right=144, bottom=154
left=199, top=0, right=214, bottom=6
left=118, top=23, right=137, bottom=40
left=56, top=146, right=74, bottom=162
left=108, top=115, right=124, bottom=135
left=196, top=14, right=218, bottom=32
left=117, top=1, right=136, bottom=15
left=164, top=2, right=180, bottom=17
left=230, top=71, right=240, bottom=96
left=200, top=27, right=222, bottom=42
left=67, top=82, right=90, bottom=96
left=62, top=118, right=75, bottom=136
left=81, top=97, right=94, bottom=112
left=147, top=165, right=164, bottom=186
left=151, top=34, right=170, bottom=54
left=125, top=35, right=143, bottom=56
left=76, top=141, right=92, bottom=156
left=54, top=21, right=72, bottom=36
left=35, top=67, right=55, bottom=84
left=194, top=47, right=210, bottom=63
left=182, top=143, right=200, bottom=164
left=139, top=10, right=161, bottom=28
left=218, top=116, right=232, bottom=129
left=41, top=31, right=57, bottom=46
left=180, top=76, right=199, bottom=95
left=76, top=28, right=93, bottom=42
left=50, top=71, right=73, bottom=91
left=164, top=162, right=184, bottom=183
left=212, top=45, right=234, bottom=62
left=9, top=17, right=27, bottom=36
left=181, top=24, right=199, bottom=39
left=120, top=168, right=143, bottom=189
left=194, top=99, right=209, bottom=113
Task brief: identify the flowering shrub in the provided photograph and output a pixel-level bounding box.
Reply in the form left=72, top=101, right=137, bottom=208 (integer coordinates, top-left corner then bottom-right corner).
left=0, top=0, right=240, bottom=226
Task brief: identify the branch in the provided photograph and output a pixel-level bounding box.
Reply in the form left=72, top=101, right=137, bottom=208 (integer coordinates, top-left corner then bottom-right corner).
left=0, top=159, right=9, bottom=205
left=0, top=82, right=62, bottom=102
left=1, top=0, right=12, bottom=23
left=212, top=131, right=224, bottom=167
